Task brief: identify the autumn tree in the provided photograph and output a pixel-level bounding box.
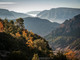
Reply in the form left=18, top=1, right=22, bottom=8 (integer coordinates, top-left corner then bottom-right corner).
left=3, top=19, right=17, bottom=34
left=64, top=49, right=78, bottom=60
left=33, top=39, right=47, bottom=50
left=3, top=18, right=9, bottom=28
left=32, top=54, right=39, bottom=60
left=0, top=19, right=4, bottom=32
left=16, top=32, right=21, bottom=38
left=26, top=36, right=34, bottom=48
left=22, top=30, right=28, bottom=37
left=3, top=19, right=10, bottom=33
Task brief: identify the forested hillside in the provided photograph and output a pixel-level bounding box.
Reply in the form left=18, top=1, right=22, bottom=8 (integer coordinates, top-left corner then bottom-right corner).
left=0, top=18, right=53, bottom=60
left=45, top=14, right=80, bottom=52
left=45, top=14, right=80, bottom=60
left=0, top=18, right=69, bottom=60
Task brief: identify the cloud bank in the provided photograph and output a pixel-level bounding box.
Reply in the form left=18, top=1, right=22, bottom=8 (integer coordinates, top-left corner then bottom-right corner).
left=0, top=2, right=15, bottom=4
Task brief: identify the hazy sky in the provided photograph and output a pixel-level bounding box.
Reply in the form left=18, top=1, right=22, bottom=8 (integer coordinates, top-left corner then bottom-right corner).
left=0, top=0, right=80, bottom=13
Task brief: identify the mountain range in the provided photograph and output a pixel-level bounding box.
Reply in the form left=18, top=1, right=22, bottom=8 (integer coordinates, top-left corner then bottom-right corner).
left=37, top=7, right=80, bottom=23
left=0, top=9, right=30, bottom=19
left=0, top=8, right=60, bottom=36
left=0, top=7, right=80, bottom=60
left=45, top=14, right=80, bottom=50
left=23, top=17, right=60, bottom=36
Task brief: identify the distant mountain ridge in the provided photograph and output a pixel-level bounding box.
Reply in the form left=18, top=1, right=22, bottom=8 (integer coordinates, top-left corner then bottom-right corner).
left=0, top=9, right=30, bottom=19
left=37, top=7, right=80, bottom=23
left=0, top=8, right=60, bottom=36
left=11, top=11, right=30, bottom=18
left=0, top=9, right=15, bottom=19
left=45, top=14, right=80, bottom=50
left=23, top=17, right=60, bottom=36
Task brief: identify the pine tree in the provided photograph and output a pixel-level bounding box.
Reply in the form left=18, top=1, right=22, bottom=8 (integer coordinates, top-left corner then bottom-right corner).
left=16, top=18, right=24, bottom=29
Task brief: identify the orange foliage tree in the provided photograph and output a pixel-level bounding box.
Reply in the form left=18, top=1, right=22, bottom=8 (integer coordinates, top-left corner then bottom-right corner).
left=22, top=30, right=28, bottom=37
left=0, top=21, right=4, bottom=32
left=26, top=36, right=34, bottom=48
left=64, top=49, right=78, bottom=60
left=16, top=32, right=21, bottom=38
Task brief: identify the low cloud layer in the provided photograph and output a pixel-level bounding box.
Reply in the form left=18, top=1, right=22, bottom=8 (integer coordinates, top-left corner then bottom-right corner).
left=0, top=2, right=15, bottom=4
